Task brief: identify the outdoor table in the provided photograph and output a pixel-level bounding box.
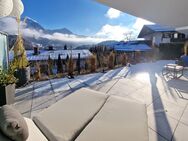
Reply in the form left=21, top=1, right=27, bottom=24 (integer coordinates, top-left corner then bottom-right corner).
left=162, top=64, right=184, bottom=78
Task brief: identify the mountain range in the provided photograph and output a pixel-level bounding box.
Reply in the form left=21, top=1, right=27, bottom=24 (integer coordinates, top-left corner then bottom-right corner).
left=23, top=17, right=74, bottom=35
left=0, top=17, right=94, bottom=50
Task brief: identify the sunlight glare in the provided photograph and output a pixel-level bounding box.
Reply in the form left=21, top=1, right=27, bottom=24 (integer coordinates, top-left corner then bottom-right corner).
left=135, top=72, right=150, bottom=83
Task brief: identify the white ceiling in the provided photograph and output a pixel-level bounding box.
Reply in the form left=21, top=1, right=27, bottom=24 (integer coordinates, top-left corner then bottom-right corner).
left=96, top=0, right=188, bottom=28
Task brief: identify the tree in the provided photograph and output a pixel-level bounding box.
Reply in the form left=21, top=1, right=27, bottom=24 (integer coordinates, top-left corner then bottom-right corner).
left=89, top=54, right=96, bottom=73
left=68, top=57, right=74, bottom=78
left=35, top=62, right=41, bottom=80
left=48, top=56, right=53, bottom=75
left=121, top=53, right=127, bottom=66
left=114, top=51, right=117, bottom=66
left=76, top=53, right=81, bottom=74
left=64, top=44, right=67, bottom=50
left=12, top=35, right=29, bottom=70
left=57, top=54, right=63, bottom=73
left=108, top=52, right=115, bottom=69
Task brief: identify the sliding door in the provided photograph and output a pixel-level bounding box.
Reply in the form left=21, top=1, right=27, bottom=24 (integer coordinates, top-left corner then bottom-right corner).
left=0, top=32, right=8, bottom=70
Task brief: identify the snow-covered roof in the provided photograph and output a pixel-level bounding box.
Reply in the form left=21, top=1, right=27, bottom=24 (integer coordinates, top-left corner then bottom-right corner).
left=145, top=24, right=175, bottom=32
left=114, top=42, right=152, bottom=52
left=9, top=49, right=92, bottom=61
left=138, top=24, right=176, bottom=38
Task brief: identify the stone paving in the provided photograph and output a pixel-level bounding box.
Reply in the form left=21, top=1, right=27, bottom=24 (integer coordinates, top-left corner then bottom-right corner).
left=14, top=66, right=129, bottom=118
left=13, top=60, right=188, bottom=141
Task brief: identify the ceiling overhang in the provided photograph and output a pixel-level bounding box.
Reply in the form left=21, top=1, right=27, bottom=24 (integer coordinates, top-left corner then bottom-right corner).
left=96, top=0, right=188, bottom=28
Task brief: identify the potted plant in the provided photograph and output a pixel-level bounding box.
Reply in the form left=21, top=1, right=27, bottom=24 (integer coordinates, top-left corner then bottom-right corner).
left=0, top=66, right=17, bottom=106
left=12, top=35, right=30, bottom=87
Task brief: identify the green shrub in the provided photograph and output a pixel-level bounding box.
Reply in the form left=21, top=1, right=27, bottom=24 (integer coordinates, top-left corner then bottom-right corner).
left=0, top=65, right=17, bottom=86
left=89, top=55, right=96, bottom=73
left=57, top=54, right=63, bottom=73
left=35, top=62, right=41, bottom=80
left=12, top=36, right=29, bottom=69
left=108, top=52, right=115, bottom=69
left=121, top=53, right=127, bottom=66
left=48, top=56, right=53, bottom=75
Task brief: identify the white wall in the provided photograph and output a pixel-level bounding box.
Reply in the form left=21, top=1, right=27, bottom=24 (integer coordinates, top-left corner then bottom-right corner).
left=152, top=33, right=163, bottom=46
left=143, top=32, right=171, bottom=46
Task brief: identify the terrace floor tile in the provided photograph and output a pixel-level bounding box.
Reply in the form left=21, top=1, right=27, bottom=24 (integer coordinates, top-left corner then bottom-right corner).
left=147, top=112, right=178, bottom=140
left=172, top=122, right=188, bottom=141
left=148, top=128, right=168, bottom=141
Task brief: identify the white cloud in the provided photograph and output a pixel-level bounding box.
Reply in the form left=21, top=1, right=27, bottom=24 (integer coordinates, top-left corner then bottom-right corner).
left=0, top=17, right=104, bottom=45
left=132, top=18, right=154, bottom=33
left=0, top=17, right=155, bottom=46
left=43, top=33, right=103, bottom=44
left=0, top=17, right=18, bottom=34
left=106, top=8, right=121, bottom=19
left=22, top=29, right=44, bottom=39
left=95, top=24, right=133, bottom=41
left=94, top=18, right=154, bottom=41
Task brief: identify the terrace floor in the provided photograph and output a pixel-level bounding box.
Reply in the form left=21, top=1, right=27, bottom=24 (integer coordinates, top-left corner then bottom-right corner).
left=13, top=60, right=188, bottom=141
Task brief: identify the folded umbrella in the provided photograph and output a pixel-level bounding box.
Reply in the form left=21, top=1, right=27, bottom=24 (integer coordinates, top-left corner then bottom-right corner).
left=0, top=0, right=13, bottom=17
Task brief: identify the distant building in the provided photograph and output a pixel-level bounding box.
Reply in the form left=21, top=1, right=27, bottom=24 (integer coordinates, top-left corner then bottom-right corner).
left=138, top=24, right=186, bottom=46
left=9, top=49, right=92, bottom=62
left=112, top=40, right=153, bottom=63
left=113, top=41, right=152, bottom=52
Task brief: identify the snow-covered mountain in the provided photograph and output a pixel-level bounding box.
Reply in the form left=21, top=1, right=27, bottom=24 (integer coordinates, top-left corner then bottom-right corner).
left=97, top=40, right=119, bottom=48
left=0, top=17, right=94, bottom=49
left=46, top=28, right=73, bottom=35
left=22, top=17, right=74, bottom=35
left=22, top=17, right=45, bottom=31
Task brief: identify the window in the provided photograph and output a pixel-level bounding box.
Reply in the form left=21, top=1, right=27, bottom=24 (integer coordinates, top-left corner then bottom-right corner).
left=174, top=33, right=178, bottom=39
left=0, top=32, right=8, bottom=70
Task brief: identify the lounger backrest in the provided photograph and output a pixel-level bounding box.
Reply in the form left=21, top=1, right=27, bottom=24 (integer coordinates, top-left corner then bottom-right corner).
left=33, top=88, right=108, bottom=141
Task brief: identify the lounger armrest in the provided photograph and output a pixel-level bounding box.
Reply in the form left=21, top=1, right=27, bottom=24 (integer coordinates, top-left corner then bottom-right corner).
left=24, top=118, right=48, bottom=141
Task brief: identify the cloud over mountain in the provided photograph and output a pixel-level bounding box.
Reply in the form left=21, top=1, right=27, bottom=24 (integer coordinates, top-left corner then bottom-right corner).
left=0, top=17, right=153, bottom=48
left=0, top=17, right=104, bottom=47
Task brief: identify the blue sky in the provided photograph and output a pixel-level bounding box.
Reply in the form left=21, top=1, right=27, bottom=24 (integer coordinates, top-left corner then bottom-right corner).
left=21, top=0, right=151, bottom=36
left=0, top=0, right=153, bottom=44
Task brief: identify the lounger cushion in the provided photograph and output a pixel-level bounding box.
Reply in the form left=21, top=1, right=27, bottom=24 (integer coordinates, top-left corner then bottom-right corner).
left=0, top=132, right=11, bottom=141
left=0, top=105, right=29, bottom=141
left=0, top=118, right=48, bottom=141
left=75, top=96, right=148, bottom=141
left=165, top=64, right=184, bottom=71
left=33, top=88, right=108, bottom=141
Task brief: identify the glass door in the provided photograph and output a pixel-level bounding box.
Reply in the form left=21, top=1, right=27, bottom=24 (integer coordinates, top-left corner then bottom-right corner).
left=0, top=32, right=8, bottom=70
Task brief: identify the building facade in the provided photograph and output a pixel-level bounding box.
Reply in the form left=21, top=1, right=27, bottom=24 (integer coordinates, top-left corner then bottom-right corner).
left=138, top=25, right=186, bottom=46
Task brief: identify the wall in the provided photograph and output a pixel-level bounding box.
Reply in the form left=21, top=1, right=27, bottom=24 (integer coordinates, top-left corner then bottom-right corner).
left=159, top=43, right=184, bottom=59
left=143, top=32, right=172, bottom=46
left=153, top=33, right=163, bottom=46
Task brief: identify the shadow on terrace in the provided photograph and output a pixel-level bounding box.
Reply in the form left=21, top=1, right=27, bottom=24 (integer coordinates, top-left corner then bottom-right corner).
left=149, top=70, right=175, bottom=141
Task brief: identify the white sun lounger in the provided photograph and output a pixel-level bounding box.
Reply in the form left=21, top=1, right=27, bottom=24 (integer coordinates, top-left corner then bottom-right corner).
left=0, top=88, right=149, bottom=141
